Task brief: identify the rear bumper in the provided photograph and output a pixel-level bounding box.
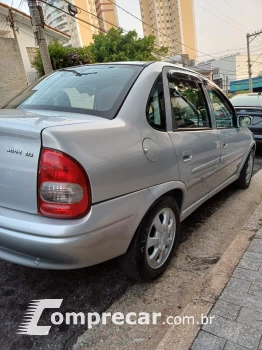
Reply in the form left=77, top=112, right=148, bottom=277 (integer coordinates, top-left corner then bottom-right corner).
left=0, top=218, right=131, bottom=269
left=0, top=189, right=155, bottom=269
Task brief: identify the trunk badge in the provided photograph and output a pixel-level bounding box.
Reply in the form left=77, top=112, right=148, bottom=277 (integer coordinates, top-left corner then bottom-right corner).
left=25, top=151, right=34, bottom=157
left=7, top=148, right=22, bottom=155
left=6, top=148, right=34, bottom=157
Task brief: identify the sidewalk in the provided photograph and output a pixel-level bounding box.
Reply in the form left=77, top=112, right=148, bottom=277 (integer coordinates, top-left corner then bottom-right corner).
left=73, top=171, right=262, bottom=350
left=192, top=227, right=262, bottom=350
left=157, top=200, right=262, bottom=350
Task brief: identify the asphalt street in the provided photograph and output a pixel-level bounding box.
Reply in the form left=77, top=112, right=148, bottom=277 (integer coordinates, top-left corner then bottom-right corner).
left=0, top=146, right=262, bottom=350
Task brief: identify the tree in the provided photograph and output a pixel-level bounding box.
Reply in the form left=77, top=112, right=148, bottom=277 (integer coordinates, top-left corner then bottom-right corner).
left=89, top=28, right=168, bottom=63
left=32, top=29, right=168, bottom=76
left=32, top=40, right=92, bottom=76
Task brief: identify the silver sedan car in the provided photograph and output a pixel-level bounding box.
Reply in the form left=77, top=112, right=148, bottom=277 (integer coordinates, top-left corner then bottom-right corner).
left=0, top=62, right=255, bottom=281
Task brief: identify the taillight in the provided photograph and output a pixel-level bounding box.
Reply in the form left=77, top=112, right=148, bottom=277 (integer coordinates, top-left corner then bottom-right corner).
left=38, top=148, right=91, bottom=219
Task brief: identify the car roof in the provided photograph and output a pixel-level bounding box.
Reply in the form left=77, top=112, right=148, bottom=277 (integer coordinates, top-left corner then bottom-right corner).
left=59, top=61, right=205, bottom=77
left=232, top=93, right=261, bottom=97
left=59, top=62, right=153, bottom=71
left=56, top=61, right=216, bottom=89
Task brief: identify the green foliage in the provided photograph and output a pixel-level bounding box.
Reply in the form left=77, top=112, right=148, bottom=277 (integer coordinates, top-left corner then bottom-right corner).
left=32, top=29, right=168, bottom=76
left=89, top=28, right=168, bottom=63
left=32, top=40, right=92, bottom=76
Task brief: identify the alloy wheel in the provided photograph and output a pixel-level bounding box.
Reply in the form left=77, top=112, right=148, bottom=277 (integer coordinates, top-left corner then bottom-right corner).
left=246, top=151, right=254, bottom=183
left=146, top=207, right=176, bottom=269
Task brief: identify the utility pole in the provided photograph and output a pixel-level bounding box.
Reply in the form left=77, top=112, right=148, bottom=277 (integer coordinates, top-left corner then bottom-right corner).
left=247, top=29, right=262, bottom=93
left=247, top=34, right=252, bottom=93
left=7, top=8, right=18, bottom=40
left=27, top=0, right=53, bottom=74
left=225, top=76, right=229, bottom=97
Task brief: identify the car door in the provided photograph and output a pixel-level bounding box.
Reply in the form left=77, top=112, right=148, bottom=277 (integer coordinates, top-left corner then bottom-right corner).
left=163, top=68, right=221, bottom=210
left=205, top=84, right=247, bottom=188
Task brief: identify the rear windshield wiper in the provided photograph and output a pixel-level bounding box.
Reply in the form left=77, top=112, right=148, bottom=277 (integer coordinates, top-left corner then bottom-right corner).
left=59, top=69, right=98, bottom=77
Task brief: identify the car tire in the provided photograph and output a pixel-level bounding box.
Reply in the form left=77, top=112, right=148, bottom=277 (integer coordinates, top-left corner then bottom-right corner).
left=118, top=196, right=180, bottom=281
left=236, top=148, right=255, bottom=189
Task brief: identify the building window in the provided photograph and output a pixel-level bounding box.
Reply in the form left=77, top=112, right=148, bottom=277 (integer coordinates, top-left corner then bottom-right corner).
left=26, top=47, right=39, bottom=68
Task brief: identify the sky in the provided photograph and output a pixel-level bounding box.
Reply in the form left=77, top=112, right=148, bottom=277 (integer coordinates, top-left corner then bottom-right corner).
left=4, top=0, right=262, bottom=62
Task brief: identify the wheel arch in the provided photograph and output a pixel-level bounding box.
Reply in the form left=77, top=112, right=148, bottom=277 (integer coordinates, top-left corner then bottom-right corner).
left=148, top=181, right=186, bottom=213
left=238, top=140, right=256, bottom=174
left=122, top=181, right=185, bottom=256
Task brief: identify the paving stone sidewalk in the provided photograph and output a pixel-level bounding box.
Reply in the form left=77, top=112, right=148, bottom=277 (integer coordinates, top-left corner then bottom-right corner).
left=191, top=228, right=262, bottom=350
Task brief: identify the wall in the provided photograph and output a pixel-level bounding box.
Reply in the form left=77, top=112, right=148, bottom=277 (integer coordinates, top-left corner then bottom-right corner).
left=0, top=37, right=28, bottom=108
left=16, top=21, right=38, bottom=83
left=16, top=21, right=70, bottom=83
left=211, top=56, right=237, bottom=90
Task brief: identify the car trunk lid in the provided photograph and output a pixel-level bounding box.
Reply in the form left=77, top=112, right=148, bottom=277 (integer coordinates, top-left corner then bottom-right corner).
left=0, top=109, right=104, bottom=213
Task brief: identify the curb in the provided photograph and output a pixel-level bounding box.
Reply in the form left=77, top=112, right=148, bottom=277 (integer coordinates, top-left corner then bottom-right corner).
left=156, top=203, right=262, bottom=350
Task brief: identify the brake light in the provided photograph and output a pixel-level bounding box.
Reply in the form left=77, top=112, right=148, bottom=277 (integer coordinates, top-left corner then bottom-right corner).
left=38, top=148, right=91, bottom=218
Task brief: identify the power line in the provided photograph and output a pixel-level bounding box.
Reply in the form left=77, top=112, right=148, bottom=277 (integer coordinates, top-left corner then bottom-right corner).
left=110, top=0, right=262, bottom=76
left=200, top=0, right=249, bottom=34
left=18, top=27, right=35, bottom=39
left=16, top=0, right=25, bottom=10
left=251, top=53, right=262, bottom=67
left=41, top=0, right=262, bottom=77
left=201, top=0, right=262, bottom=49
left=223, top=0, right=258, bottom=30
left=193, top=0, right=246, bottom=34
left=39, top=0, right=172, bottom=61
left=107, top=0, right=257, bottom=72
left=41, top=0, right=107, bottom=34
left=223, top=0, right=262, bottom=46
left=197, top=44, right=262, bottom=59
left=61, top=0, right=180, bottom=58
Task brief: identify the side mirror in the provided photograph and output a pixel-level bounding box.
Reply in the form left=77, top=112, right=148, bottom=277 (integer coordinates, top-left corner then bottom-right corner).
left=238, top=115, right=252, bottom=127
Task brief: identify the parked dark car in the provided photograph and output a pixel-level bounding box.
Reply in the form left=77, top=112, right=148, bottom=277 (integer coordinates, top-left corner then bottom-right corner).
left=231, top=93, right=262, bottom=143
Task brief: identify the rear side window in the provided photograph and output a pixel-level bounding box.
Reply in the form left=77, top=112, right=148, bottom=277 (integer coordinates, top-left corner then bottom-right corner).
left=4, top=65, right=143, bottom=119
left=168, top=73, right=211, bottom=129
left=146, top=76, right=166, bottom=131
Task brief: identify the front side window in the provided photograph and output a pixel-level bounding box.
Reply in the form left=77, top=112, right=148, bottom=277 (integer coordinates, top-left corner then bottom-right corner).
left=4, top=65, right=143, bottom=120
left=168, top=73, right=211, bottom=129
left=146, top=76, right=166, bottom=131
left=207, top=86, right=235, bottom=128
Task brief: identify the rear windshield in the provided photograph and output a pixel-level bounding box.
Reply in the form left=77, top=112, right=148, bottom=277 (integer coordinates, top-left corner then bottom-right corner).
left=4, top=65, right=143, bottom=119
left=230, top=94, right=262, bottom=107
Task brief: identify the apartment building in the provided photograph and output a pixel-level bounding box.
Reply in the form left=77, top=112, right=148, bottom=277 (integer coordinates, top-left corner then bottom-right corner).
left=139, top=0, right=197, bottom=60
left=43, top=0, right=118, bottom=47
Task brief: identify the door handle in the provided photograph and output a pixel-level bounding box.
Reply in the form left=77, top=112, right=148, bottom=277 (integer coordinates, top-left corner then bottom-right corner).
left=223, top=143, right=228, bottom=149
left=183, top=155, right=192, bottom=162
left=183, top=149, right=193, bottom=162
